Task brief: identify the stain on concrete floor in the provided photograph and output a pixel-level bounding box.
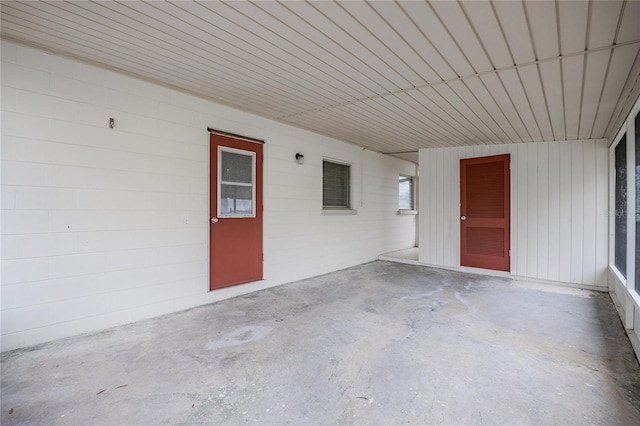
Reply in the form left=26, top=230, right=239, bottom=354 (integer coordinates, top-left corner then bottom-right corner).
left=2, top=261, right=640, bottom=425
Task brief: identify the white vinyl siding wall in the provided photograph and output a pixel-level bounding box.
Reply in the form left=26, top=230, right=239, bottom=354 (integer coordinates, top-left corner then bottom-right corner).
left=0, top=41, right=417, bottom=351
left=419, top=140, right=608, bottom=288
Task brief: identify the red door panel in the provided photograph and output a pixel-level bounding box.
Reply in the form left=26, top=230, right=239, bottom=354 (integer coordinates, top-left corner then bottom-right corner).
left=460, top=154, right=510, bottom=272
left=210, top=134, right=263, bottom=290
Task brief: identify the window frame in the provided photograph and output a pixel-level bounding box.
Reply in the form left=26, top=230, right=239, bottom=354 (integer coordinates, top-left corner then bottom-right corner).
left=217, top=146, right=257, bottom=219
left=322, top=158, right=356, bottom=215
left=608, top=94, right=640, bottom=337
left=634, top=111, right=640, bottom=293
left=612, top=132, right=628, bottom=279
left=398, top=174, right=417, bottom=214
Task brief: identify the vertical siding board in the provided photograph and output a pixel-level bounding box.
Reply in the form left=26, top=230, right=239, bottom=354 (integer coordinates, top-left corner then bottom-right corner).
left=558, top=142, right=572, bottom=282
left=454, top=148, right=463, bottom=266
left=570, top=140, right=585, bottom=283
left=443, top=149, right=452, bottom=266
left=595, top=140, right=609, bottom=286
left=537, top=143, right=550, bottom=280
left=429, top=150, right=438, bottom=264
left=527, top=143, right=539, bottom=278
left=516, top=144, right=529, bottom=276
left=547, top=142, right=561, bottom=281
left=418, top=149, right=429, bottom=263
left=582, top=140, right=597, bottom=285
left=436, top=150, right=445, bottom=266
left=419, top=139, right=606, bottom=288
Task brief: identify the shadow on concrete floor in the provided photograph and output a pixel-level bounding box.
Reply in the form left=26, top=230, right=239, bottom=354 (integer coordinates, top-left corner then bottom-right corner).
left=2, top=261, right=640, bottom=425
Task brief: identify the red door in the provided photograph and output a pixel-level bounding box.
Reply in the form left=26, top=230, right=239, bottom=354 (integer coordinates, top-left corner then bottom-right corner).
left=460, top=154, right=510, bottom=272
left=210, top=133, right=263, bottom=290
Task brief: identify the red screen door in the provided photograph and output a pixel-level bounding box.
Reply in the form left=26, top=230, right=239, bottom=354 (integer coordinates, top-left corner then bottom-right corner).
left=210, top=133, right=263, bottom=290
left=460, top=154, right=510, bottom=272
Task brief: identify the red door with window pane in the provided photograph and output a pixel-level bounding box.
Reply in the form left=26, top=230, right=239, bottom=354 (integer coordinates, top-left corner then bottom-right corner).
left=210, top=133, right=263, bottom=290
left=460, top=154, right=510, bottom=272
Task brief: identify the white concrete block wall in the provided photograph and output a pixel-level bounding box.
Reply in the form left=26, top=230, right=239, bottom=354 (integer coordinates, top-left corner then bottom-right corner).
left=419, top=140, right=609, bottom=289
left=0, top=41, right=417, bottom=351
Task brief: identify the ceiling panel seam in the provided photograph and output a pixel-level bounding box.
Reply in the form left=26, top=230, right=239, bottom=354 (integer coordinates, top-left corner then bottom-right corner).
left=588, top=47, right=615, bottom=139
left=523, top=0, right=557, bottom=141
left=61, top=0, right=347, bottom=108
left=457, top=0, right=526, bottom=142
left=156, top=1, right=357, bottom=103
left=385, top=94, right=467, bottom=145
left=458, top=79, right=511, bottom=143
left=465, top=77, right=523, bottom=142
left=488, top=0, right=545, bottom=141
left=424, top=0, right=475, bottom=78
left=276, top=42, right=640, bottom=122
left=397, top=1, right=459, bottom=81
left=379, top=95, right=467, bottom=147
left=278, top=1, right=407, bottom=91
left=220, top=1, right=381, bottom=98
left=402, top=90, right=474, bottom=144
left=367, top=1, right=442, bottom=84
left=430, top=84, right=499, bottom=144
left=339, top=1, right=426, bottom=86
left=604, top=48, right=640, bottom=138
left=575, top=1, right=593, bottom=140
left=251, top=1, right=390, bottom=94
left=157, top=0, right=362, bottom=103
left=307, top=1, right=410, bottom=90
left=349, top=100, right=450, bottom=147
left=590, top=1, right=629, bottom=139
left=17, top=2, right=328, bottom=113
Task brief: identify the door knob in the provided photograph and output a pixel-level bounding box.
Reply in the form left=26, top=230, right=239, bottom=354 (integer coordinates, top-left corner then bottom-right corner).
left=460, top=215, right=467, bottom=221
left=210, top=217, right=218, bottom=223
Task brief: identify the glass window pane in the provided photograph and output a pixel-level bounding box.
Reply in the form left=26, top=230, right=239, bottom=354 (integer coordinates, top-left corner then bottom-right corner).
left=615, top=134, right=627, bottom=277
left=220, top=184, right=253, bottom=215
left=399, top=176, right=414, bottom=210
left=221, top=151, right=252, bottom=184
left=323, top=161, right=350, bottom=208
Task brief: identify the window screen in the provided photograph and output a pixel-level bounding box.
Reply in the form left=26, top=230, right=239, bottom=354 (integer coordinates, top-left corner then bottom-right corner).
left=615, top=134, right=627, bottom=277
left=399, top=176, right=414, bottom=210
left=323, top=160, right=350, bottom=208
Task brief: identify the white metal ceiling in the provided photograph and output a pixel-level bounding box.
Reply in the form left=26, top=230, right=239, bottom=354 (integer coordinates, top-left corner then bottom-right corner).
left=2, top=0, right=639, bottom=162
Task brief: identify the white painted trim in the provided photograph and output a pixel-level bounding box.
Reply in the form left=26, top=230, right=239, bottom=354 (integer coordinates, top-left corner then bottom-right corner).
left=217, top=146, right=257, bottom=219
left=628, top=329, right=640, bottom=361
left=608, top=143, right=616, bottom=275
left=380, top=255, right=609, bottom=293
left=321, top=209, right=358, bottom=216
left=322, top=157, right=354, bottom=210
left=398, top=210, right=418, bottom=215
left=610, top=265, right=627, bottom=287
left=626, top=115, right=636, bottom=293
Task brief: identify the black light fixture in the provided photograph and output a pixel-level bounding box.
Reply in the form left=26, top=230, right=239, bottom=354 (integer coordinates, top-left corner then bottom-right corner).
left=109, top=117, right=115, bottom=128
left=295, top=153, right=304, bottom=165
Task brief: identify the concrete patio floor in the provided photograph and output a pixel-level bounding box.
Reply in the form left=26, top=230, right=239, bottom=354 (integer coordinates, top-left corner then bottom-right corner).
left=2, top=261, right=640, bottom=425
